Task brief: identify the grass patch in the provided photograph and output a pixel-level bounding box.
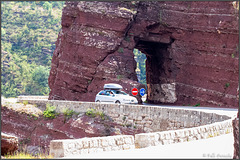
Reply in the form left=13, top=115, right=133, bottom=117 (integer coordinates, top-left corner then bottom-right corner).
left=85, top=108, right=106, bottom=120
left=194, top=103, right=200, bottom=107
left=4, top=149, right=53, bottom=159
left=43, top=103, right=58, bottom=119
left=23, top=100, right=28, bottom=106
left=62, top=108, right=78, bottom=123
left=225, top=83, right=230, bottom=88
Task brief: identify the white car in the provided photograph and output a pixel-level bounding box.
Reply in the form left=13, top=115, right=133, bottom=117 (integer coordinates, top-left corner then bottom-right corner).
left=95, top=83, right=138, bottom=104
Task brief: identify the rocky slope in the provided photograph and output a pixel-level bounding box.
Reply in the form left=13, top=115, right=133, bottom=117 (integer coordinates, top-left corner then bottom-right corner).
left=48, top=1, right=238, bottom=108
left=1, top=105, right=144, bottom=155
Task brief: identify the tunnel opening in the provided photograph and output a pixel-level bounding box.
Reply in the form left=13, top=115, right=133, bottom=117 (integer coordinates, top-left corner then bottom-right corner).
left=133, top=49, right=147, bottom=86
left=135, top=40, right=177, bottom=104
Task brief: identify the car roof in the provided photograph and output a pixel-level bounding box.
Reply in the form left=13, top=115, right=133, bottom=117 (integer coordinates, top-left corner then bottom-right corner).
left=103, top=83, right=123, bottom=90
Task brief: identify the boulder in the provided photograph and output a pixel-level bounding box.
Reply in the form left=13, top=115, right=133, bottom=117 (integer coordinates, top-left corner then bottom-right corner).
left=1, top=133, right=18, bottom=156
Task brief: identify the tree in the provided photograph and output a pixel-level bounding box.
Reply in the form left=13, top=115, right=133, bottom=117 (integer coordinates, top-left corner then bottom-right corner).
left=43, top=2, right=52, bottom=11
left=32, top=66, right=49, bottom=88
left=1, top=28, right=6, bottom=37
left=31, top=2, right=36, bottom=10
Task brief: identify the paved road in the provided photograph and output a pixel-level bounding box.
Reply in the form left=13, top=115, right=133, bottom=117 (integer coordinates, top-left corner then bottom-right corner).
left=142, top=103, right=238, bottom=118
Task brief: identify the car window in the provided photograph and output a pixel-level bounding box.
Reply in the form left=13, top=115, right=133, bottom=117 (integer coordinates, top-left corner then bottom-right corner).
left=105, top=91, right=111, bottom=96
left=112, top=90, right=128, bottom=95
left=99, top=91, right=105, bottom=95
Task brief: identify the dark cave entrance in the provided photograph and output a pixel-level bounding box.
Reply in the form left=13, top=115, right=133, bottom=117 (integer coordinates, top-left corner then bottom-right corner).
left=135, top=40, right=176, bottom=104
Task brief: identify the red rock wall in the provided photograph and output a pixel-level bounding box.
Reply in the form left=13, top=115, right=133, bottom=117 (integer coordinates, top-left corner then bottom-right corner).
left=49, top=1, right=238, bottom=108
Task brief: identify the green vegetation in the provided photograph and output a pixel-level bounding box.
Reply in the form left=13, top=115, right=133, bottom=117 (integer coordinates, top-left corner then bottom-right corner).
left=117, top=75, right=124, bottom=80
left=85, top=108, right=106, bottom=120
left=1, top=1, right=65, bottom=98
left=63, top=108, right=77, bottom=119
left=4, top=144, right=53, bottom=159
left=133, top=49, right=146, bottom=85
left=22, top=100, right=28, bottom=106
left=43, top=103, right=58, bottom=119
left=118, top=47, right=124, bottom=53
left=225, top=83, right=230, bottom=88
left=194, top=103, right=200, bottom=107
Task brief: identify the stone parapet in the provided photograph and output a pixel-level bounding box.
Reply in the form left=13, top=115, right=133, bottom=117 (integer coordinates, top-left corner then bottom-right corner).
left=21, top=98, right=235, bottom=158
left=49, top=135, right=134, bottom=158
left=17, top=96, right=48, bottom=102
left=19, top=99, right=231, bottom=133
left=135, top=118, right=233, bottom=148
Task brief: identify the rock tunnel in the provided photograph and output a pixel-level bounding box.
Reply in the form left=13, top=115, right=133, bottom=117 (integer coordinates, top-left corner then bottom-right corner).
left=48, top=1, right=239, bottom=108
left=135, top=39, right=176, bottom=104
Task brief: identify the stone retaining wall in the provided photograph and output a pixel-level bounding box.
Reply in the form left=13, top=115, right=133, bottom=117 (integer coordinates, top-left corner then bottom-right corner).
left=135, top=118, right=233, bottom=148
left=50, top=135, right=135, bottom=158
left=18, top=96, right=234, bottom=158
left=18, top=97, right=230, bottom=133
left=17, top=96, right=48, bottom=102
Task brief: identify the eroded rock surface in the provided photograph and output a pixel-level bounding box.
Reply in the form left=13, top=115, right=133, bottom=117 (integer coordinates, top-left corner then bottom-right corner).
left=233, top=117, right=239, bottom=159
left=49, top=1, right=238, bottom=108
left=1, top=133, right=18, bottom=156
left=1, top=106, right=144, bottom=155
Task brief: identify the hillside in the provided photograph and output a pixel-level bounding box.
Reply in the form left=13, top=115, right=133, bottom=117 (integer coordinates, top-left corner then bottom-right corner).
left=1, top=1, right=147, bottom=98
left=1, top=1, right=64, bottom=97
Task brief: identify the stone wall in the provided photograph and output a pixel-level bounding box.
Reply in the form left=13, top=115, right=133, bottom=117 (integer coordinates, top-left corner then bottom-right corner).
left=18, top=97, right=230, bottom=133
left=50, top=135, right=134, bottom=158
left=18, top=97, right=234, bottom=158
left=135, top=118, right=233, bottom=148
left=17, top=96, right=48, bottom=102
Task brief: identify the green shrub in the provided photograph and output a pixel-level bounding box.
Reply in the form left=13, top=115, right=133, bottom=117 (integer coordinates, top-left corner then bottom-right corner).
left=194, top=103, right=200, bottom=107
left=225, top=83, right=230, bottom=88
left=85, top=108, right=106, bottom=120
left=43, top=103, right=58, bottom=119
left=63, top=109, right=73, bottom=117
left=118, top=47, right=124, bottom=53
left=22, top=100, right=28, bottom=105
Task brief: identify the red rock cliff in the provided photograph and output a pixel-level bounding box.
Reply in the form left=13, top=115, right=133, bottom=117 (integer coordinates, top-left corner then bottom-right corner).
left=48, top=1, right=239, bottom=108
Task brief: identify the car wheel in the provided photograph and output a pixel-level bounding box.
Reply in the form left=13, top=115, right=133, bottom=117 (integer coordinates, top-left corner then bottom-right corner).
left=96, top=100, right=100, bottom=103
left=115, top=100, right=120, bottom=104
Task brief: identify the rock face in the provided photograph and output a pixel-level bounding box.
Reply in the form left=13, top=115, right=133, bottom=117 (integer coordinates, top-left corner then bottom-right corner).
left=1, top=106, right=144, bottom=155
left=49, top=1, right=239, bottom=108
left=1, top=133, right=18, bottom=156
left=233, top=87, right=239, bottom=159
left=233, top=117, right=239, bottom=159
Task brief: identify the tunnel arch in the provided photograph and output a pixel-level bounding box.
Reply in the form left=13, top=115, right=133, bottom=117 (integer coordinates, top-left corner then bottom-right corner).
left=133, top=38, right=177, bottom=104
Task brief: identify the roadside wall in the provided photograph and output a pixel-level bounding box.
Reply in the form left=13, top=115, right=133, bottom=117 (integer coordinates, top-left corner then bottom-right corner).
left=17, top=96, right=234, bottom=158
left=18, top=97, right=230, bottom=133
left=50, top=135, right=134, bottom=158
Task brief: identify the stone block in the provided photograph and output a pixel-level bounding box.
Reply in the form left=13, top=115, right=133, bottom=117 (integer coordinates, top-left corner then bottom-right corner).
left=83, top=140, right=89, bottom=148
left=162, top=140, right=170, bottom=145
left=50, top=140, right=64, bottom=158
left=101, top=138, right=109, bottom=147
